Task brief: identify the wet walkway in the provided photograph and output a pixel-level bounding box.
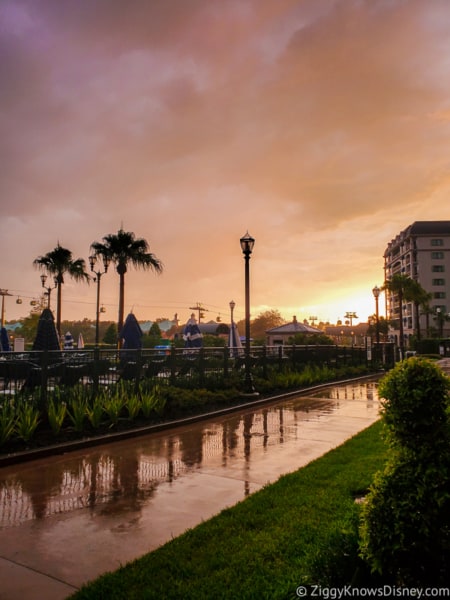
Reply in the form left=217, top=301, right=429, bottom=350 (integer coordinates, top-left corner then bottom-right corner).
left=0, top=378, right=381, bottom=600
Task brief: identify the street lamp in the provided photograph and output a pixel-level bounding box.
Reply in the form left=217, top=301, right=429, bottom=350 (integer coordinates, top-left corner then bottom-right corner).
left=240, top=232, right=257, bottom=395
left=0, top=289, right=12, bottom=328
left=372, top=285, right=381, bottom=359
left=40, top=274, right=58, bottom=309
left=89, top=253, right=110, bottom=346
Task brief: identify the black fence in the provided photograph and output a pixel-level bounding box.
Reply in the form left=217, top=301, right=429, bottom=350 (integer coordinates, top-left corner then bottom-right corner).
left=0, top=343, right=392, bottom=401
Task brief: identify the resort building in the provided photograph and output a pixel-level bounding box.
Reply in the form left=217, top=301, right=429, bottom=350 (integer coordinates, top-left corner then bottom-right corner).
left=266, top=316, right=321, bottom=346
left=384, top=221, right=450, bottom=343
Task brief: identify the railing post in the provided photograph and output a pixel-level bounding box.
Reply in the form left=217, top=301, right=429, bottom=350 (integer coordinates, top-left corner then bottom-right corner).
left=199, top=347, right=205, bottom=386
left=223, top=346, right=229, bottom=378
left=169, top=345, right=177, bottom=384
left=262, top=345, right=268, bottom=379
left=40, top=349, right=49, bottom=407
left=278, top=345, right=283, bottom=372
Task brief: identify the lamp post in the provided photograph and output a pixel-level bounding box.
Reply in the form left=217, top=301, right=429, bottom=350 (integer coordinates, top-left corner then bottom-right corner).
left=240, top=232, right=257, bottom=395
left=40, top=274, right=58, bottom=309
left=0, top=289, right=12, bottom=328
left=89, top=253, right=110, bottom=346
left=372, top=285, right=381, bottom=361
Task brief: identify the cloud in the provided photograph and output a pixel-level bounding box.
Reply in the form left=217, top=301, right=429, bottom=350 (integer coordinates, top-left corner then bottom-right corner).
left=2, top=0, right=450, bottom=326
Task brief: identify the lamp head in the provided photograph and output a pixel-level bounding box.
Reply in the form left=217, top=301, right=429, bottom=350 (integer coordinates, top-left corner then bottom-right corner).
left=240, top=231, right=255, bottom=255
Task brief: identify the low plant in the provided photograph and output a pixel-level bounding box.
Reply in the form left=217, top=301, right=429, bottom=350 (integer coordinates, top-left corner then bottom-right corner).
left=140, top=388, right=159, bottom=418
left=102, top=390, right=124, bottom=427
left=125, top=393, right=141, bottom=421
left=46, top=396, right=67, bottom=436
left=67, top=388, right=89, bottom=433
left=0, top=401, right=17, bottom=446
left=15, top=402, right=40, bottom=442
left=86, top=392, right=105, bottom=429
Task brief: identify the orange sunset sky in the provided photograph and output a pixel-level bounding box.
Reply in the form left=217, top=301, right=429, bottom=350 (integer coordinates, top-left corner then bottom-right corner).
left=2, top=0, right=450, bottom=327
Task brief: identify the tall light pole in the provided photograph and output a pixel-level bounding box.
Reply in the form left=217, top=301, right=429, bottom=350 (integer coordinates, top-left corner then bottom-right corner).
left=40, top=274, right=58, bottom=309
left=0, top=289, right=12, bottom=328
left=240, top=232, right=257, bottom=395
left=372, top=285, right=381, bottom=364
left=89, top=254, right=110, bottom=346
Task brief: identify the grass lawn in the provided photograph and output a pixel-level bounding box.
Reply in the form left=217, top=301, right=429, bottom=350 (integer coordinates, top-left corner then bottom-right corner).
left=69, top=420, right=388, bottom=599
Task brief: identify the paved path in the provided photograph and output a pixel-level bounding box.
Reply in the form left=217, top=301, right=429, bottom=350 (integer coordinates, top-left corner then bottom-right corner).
left=0, top=378, right=380, bottom=600
left=437, top=357, right=450, bottom=375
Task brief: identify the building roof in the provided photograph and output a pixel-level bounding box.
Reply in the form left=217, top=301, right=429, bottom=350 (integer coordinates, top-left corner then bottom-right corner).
left=198, top=321, right=230, bottom=335
left=266, top=316, right=321, bottom=335
left=408, top=221, right=450, bottom=235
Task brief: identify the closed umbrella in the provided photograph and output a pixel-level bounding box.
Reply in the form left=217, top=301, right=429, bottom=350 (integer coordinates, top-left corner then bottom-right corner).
left=77, top=333, right=85, bottom=349
left=0, top=327, right=11, bottom=352
left=183, top=314, right=203, bottom=348
left=64, top=331, right=74, bottom=349
left=228, top=321, right=243, bottom=357
left=32, top=308, right=60, bottom=351
left=120, top=313, right=143, bottom=350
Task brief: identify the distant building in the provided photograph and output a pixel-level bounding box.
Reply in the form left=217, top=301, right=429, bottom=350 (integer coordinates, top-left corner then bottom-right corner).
left=266, top=316, right=321, bottom=346
left=198, top=321, right=230, bottom=338
left=324, top=323, right=368, bottom=346
left=384, top=221, right=450, bottom=342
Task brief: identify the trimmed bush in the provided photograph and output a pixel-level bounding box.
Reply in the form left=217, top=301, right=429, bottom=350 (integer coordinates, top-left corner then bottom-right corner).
left=359, top=357, right=450, bottom=585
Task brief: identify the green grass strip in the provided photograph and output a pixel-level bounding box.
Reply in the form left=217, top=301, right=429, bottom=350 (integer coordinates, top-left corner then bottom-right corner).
left=70, top=421, right=387, bottom=600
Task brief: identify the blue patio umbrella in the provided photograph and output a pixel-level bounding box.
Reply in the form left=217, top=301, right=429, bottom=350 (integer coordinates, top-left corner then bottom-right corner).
left=120, top=313, right=143, bottom=350
left=32, top=308, right=60, bottom=351
left=64, top=331, right=74, bottom=349
left=183, top=314, right=203, bottom=348
left=0, top=327, right=11, bottom=352
left=228, top=321, right=243, bottom=357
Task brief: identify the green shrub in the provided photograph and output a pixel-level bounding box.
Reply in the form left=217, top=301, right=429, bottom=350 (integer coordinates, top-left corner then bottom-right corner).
left=0, top=401, right=17, bottom=446
left=15, top=402, right=41, bottom=442
left=86, top=392, right=105, bottom=429
left=67, top=389, right=89, bottom=433
left=46, top=396, right=67, bottom=436
left=359, top=357, right=450, bottom=585
left=378, top=356, right=450, bottom=451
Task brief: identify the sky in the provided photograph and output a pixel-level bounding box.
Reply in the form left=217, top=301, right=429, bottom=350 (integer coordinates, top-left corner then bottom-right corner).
left=2, top=0, right=450, bottom=328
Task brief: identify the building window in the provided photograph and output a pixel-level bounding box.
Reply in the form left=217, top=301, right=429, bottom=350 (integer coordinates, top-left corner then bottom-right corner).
left=431, top=251, right=444, bottom=259
left=432, top=278, right=445, bottom=285
left=434, top=292, right=446, bottom=299
left=432, top=265, right=445, bottom=272
left=431, top=239, right=444, bottom=246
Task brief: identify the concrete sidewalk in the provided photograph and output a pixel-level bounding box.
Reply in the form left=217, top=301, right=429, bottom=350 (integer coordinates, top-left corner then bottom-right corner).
left=0, top=379, right=382, bottom=600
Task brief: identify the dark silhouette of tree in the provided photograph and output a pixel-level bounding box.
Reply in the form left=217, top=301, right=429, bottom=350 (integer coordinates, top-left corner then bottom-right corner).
left=90, top=229, right=163, bottom=346
left=33, top=243, right=89, bottom=337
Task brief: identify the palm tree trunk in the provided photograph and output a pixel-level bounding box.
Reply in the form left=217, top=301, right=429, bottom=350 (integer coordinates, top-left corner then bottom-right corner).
left=56, top=281, right=62, bottom=342
left=118, top=271, right=125, bottom=348
left=398, top=290, right=404, bottom=359
left=414, top=301, right=421, bottom=341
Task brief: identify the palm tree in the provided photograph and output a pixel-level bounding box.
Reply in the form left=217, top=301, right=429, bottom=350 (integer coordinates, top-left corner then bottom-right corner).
left=90, top=228, right=163, bottom=345
left=383, top=274, right=414, bottom=358
left=411, top=286, right=432, bottom=341
left=33, top=243, right=90, bottom=338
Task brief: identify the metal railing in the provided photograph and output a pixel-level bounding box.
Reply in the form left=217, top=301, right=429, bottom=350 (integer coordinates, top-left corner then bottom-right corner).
left=0, top=344, right=386, bottom=400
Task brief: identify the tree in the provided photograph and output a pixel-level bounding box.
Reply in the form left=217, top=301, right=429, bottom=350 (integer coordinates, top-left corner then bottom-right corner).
left=408, top=280, right=431, bottom=341
left=383, top=274, right=422, bottom=357
left=33, top=243, right=89, bottom=338
left=90, top=229, right=163, bottom=346
left=103, top=323, right=118, bottom=345
left=240, top=309, right=285, bottom=343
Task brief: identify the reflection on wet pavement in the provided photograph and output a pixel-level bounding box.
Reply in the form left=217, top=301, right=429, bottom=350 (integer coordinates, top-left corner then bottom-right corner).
left=0, top=378, right=381, bottom=598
